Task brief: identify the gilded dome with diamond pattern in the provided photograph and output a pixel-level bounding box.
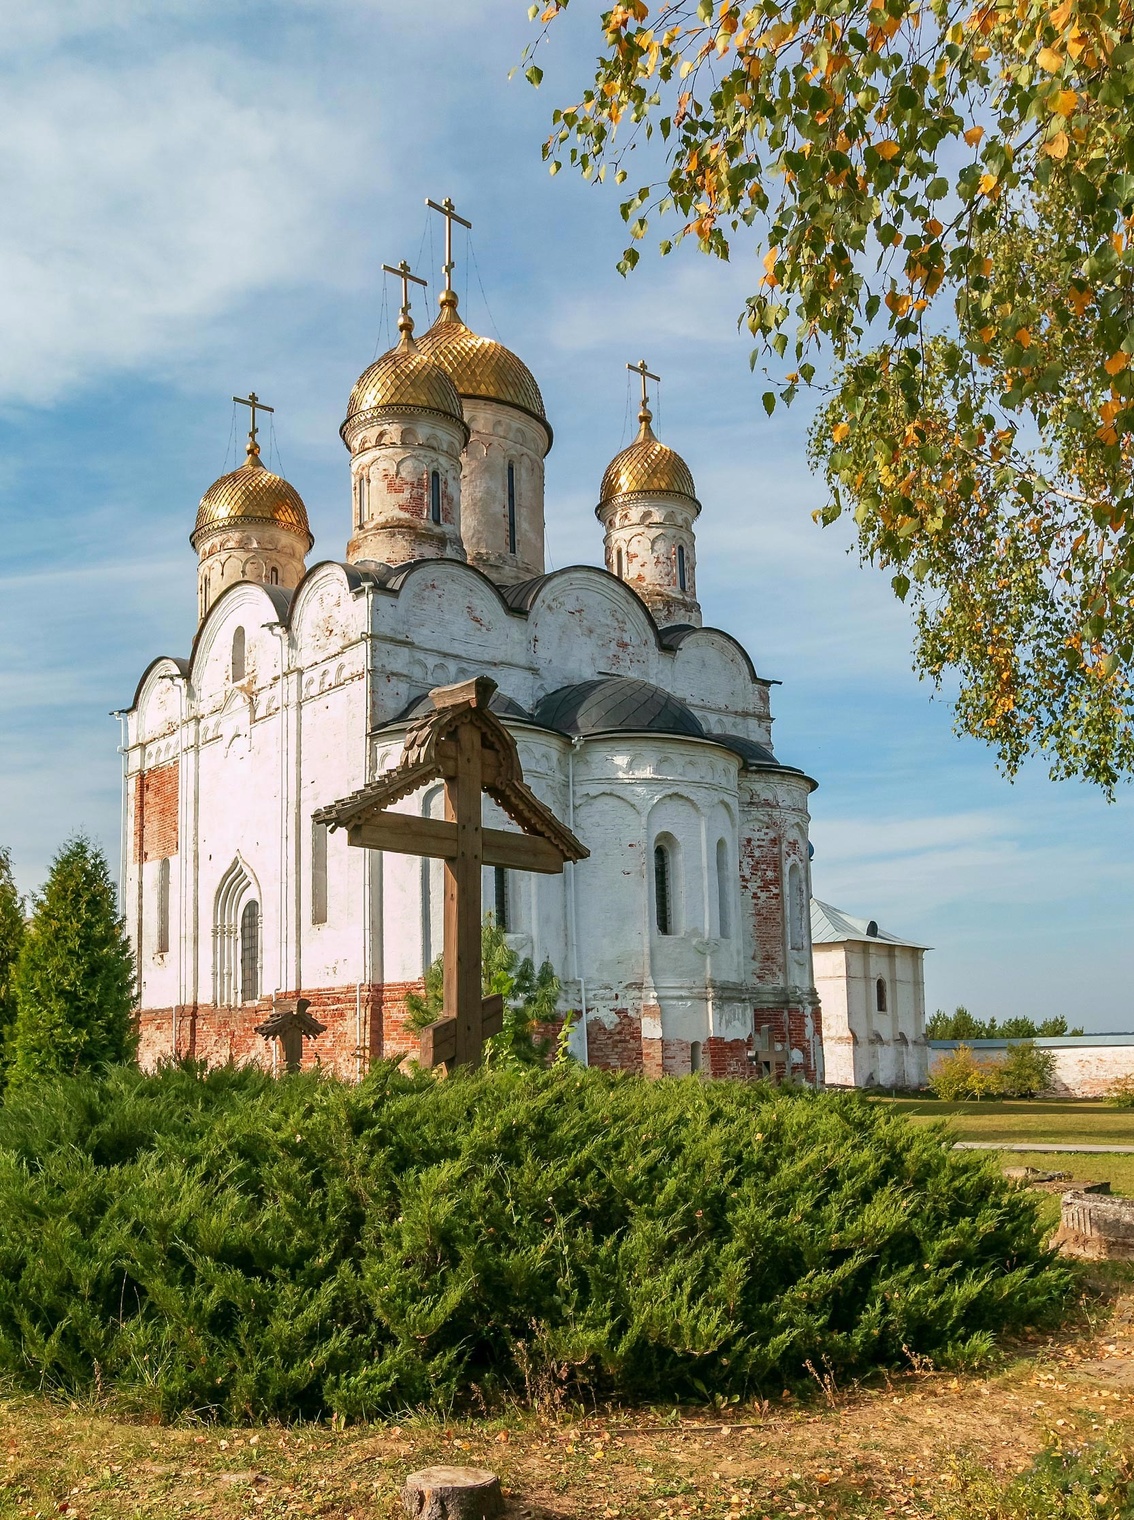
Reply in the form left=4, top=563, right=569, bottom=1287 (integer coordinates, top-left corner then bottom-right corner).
left=342, top=321, right=467, bottom=443
left=416, top=290, right=549, bottom=437
left=599, top=408, right=699, bottom=510
left=192, top=444, right=313, bottom=547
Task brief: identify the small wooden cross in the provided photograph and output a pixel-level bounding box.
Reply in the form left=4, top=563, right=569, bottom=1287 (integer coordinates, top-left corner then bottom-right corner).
left=627, top=358, right=660, bottom=413
left=425, top=196, right=472, bottom=294
left=233, top=391, right=274, bottom=451
left=382, top=259, right=428, bottom=328
left=255, top=996, right=327, bottom=1074
left=315, top=676, right=589, bottom=1069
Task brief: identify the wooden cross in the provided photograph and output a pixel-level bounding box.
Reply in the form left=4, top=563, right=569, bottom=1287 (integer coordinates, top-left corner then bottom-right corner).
left=233, top=391, right=273, bottom=451
left=627, top=358, right=660, bottom=412
left=425, top=196, right=472, bottom=294
left=315, top=676, right=589, bottom=1069
left=255, top=996, right=327, bottom=1074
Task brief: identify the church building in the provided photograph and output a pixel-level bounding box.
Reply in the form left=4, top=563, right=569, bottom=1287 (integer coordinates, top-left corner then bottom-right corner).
left=121, top=213, right=822, bottom=1082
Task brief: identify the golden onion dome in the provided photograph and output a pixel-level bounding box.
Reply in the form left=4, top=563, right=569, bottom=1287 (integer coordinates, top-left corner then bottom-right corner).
left=342, top=315, right=466, bottom=441
left=599, top=405, right=700, bottom=511
left=191, top=442, right=313, bottom=547
left=416, top=290, right=550, bottom=439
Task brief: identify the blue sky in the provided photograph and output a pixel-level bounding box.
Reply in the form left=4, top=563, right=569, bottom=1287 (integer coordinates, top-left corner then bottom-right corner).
left=1, top=0, right=1131, bottom=1029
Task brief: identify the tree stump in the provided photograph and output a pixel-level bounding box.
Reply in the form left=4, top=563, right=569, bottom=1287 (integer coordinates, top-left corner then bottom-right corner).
left=401, top=1466, right=504, bottom=1520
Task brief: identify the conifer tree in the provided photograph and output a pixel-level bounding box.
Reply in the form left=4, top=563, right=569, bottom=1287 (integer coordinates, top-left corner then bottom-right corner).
left=8, top=836, right=137, bottom=1084
left=0, top=847, right=25, bottom=1065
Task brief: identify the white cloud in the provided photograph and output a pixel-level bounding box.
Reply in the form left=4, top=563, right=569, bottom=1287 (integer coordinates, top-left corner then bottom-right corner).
left=0, top=45, right=369, bottom=406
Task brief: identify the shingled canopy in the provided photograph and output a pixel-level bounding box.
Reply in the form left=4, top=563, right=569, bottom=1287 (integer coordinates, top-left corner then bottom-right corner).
left=314, top=676, right=588, bottom=1068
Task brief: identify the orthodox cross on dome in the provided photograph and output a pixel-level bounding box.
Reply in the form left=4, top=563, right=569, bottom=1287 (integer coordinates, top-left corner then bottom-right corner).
left=315, top=676, right=589, bottom=1070
left=425, top=196, right=472, bottom=295
left=382, top=259, right=428, bottom=335
left=627, top=358, right=660, bottom=424
left=233, top=391, right=274, bottom=455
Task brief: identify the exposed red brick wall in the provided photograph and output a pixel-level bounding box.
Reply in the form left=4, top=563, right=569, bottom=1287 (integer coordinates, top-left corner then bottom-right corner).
left=133, top=762, right=179, bottom=863
left=585, top=1007, right=644, bottom=1074
left=738, top=822, right=785, bottom=985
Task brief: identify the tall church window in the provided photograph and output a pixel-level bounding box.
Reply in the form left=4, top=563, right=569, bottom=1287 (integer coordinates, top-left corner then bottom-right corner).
left=269, top=566, right=278, bottom=585
left=213, top=858, right=260, bottom=1006
left=715, top=838, right=731, bottom=939
left=788, top=860, right=805, bottom=951
left=615, top=547, right=624, bottom=579
left=356, top=474, right=366, bottom=526
left=494, top=866, right=509, bottom=932
left=507, top=462, right=517, bottom=554
left=654, top=840, right=674, bottom=935
left=876, top=977, right=888, bottom=1013
left=311, top=820, right=328, bottom=925
left=677, top=544, right=687, bottom=591
left=231, top=626, right=245, bottom=683
left=430, top=470, right=442, bottom=524
left=156, top=857, right=170, bottom=955
left=240, top=900, right=260, bottom=1003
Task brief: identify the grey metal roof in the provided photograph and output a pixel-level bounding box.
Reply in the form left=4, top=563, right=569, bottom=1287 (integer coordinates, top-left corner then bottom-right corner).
left=715, top=732, right=778, bottom=768
left=531, top=677, right=706, bottom=739
left=810, top=898, right=930, bottom=950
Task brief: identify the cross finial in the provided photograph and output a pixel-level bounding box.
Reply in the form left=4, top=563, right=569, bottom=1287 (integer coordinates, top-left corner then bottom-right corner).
left=627, top=359, right=660, bottom=429
left=382, top=259, right=428, bottom=339
left=233, top=391, right=274, bottom=459
left=425, top=196, right=473, bottom=303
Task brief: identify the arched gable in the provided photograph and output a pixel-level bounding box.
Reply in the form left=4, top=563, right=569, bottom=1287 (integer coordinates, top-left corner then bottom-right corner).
left=188, top=580, right=287, bottom=703
left=289, top=560, right=368, bottom=664
left=524, top=567, right=657, bottom=686
left=377, top=558, right=515, bottom=661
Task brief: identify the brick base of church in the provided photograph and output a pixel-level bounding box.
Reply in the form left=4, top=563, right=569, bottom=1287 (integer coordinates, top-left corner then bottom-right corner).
left=137, top=988, right=822, bottom=1084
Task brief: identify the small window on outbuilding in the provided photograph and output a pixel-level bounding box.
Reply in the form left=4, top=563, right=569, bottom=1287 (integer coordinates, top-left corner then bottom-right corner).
left=876, top=977, right=888, bottom=1013
left=430, top=469, right=442, bottom=524
left=156, top=857, right=170, bottom=955
left=231, top=626, right=246, bottom=683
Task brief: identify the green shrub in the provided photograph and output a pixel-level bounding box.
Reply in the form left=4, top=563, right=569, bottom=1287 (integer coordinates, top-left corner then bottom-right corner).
left=0, top=1064, right=1069, bottom=1422
left=997, top=1041, right=1056, bottom=1099
left=930, top=1045, right=1003, bottom=1101
left=1107, top=1076, right=1134, bottom=1108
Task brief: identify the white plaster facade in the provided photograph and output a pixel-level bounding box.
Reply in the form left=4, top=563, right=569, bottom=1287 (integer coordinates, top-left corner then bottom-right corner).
left=121, top=282, right=821, bottom=1080
left=811, top=899, right=929, bottom=1089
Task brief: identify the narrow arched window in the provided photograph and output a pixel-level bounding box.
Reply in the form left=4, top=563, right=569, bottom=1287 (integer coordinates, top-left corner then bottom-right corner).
left=677, top=543, right=687, bottom=591
left=430, top=469, right=442, bottom=524
left=156, top=857, right=170, bottom=955
left=654, top=842, right=673, bottom=935
left=356, top=473, right=366, bottom=526
left=506, top=461, right=517, bottom=554
left=231, top=626, right=245, bottom=682
left=715, top=838, right=731, bottom=939
left=269, top=566, right=278, bottom=585
left=615, top=547, right=624, bottom=579
left=690, top=1040, right=703, bottom=1074
left=876, top=977, right=888, bottom=1013
left=240, top=899, right=260, bottom=1002
left=788, top=860, right=805, bottom=951
left=311, top=820, right=328, bottom=925
left=494, top=866, right=509, bottom=932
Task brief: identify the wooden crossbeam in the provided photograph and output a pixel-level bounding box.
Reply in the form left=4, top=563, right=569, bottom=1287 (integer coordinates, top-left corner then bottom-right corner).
left=346, top=814, right=567, bottom=874
left=419, top=994, right=504, bottom=1068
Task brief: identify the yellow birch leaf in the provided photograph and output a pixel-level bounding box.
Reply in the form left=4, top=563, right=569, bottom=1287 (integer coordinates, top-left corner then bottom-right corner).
left=832, top=422, right=850, bottom=442
left=1037, top=45, right=1063, bottom=71
left=1044, top=131, right=1069, bottom=159
left=1105, top=352, right=1129, bottom=375
left=963, top=125, right=984, bottom=146
left=1015, top=327, right=1032, bottom=347
left=978, top=173, right=999, bottom=194
left=1055, top=89, right=1078, bottom=115
left=876, top=139, right=900, bottom=160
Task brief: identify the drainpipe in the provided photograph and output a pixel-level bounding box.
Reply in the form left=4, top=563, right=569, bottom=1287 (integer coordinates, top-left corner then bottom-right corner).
left=160, top=672, right=189, bottom=1060
left=566, top=735, right=588, bottom=1064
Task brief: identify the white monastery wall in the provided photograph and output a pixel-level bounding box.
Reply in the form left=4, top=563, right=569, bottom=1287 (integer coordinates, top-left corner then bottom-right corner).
left=927, top=1039, right=1134, bottom=1098
left=817, top=939, right=928, bottom=1089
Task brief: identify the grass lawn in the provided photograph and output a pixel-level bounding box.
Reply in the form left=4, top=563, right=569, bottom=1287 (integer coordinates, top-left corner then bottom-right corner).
left=879, top=1098, right=1134, bottom=1147
left=0, top=1267, right=1131, bottom=1519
